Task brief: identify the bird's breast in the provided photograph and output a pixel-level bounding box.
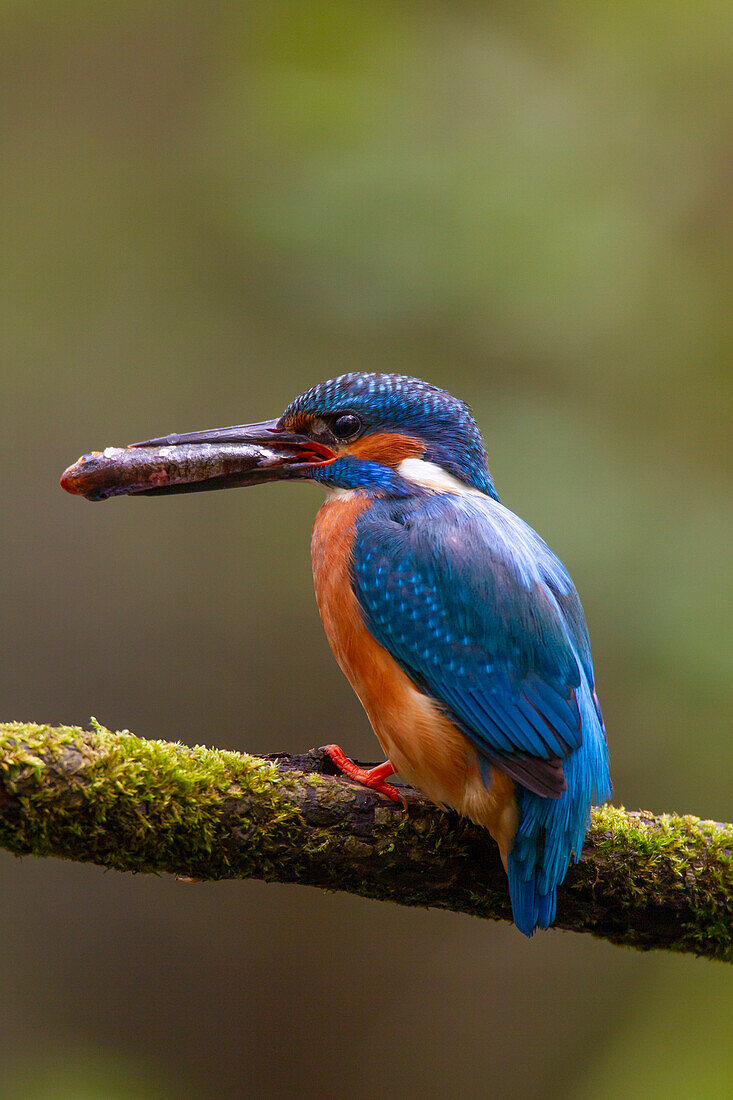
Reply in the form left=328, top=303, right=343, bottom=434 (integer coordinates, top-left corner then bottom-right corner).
left=310, top=494, right=517, bottom=862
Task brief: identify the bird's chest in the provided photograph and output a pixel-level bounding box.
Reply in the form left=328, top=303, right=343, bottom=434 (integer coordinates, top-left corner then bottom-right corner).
left=310, top=495, right=421, bottom=750
left=310, top=494, right=377, bottom=697
left=310, top=496, right=472, bottom=794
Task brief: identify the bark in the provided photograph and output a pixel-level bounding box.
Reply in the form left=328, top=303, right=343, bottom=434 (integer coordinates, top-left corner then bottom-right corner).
left=1, top=721, right=731, bottom=961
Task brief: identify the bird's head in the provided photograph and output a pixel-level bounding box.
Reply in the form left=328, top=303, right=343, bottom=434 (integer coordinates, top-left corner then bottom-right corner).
left=278, top=373, right=495, bottom=497
left=61, top=373, right=496, bottom=501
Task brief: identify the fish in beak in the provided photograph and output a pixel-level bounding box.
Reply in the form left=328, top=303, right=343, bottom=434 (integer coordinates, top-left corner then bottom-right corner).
left=60, top=419, right=336, bottom=501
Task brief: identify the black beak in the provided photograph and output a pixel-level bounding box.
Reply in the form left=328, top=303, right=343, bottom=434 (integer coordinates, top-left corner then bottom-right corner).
left=60, top=418, right=336, bottom=502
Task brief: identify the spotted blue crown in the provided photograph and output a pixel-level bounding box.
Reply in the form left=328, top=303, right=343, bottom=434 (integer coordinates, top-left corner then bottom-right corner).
left=281, top=372, right=496, bottom=497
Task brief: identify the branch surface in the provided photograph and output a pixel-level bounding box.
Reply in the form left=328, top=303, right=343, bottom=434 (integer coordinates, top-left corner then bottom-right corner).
left=1, top=722, right=731, bottom=961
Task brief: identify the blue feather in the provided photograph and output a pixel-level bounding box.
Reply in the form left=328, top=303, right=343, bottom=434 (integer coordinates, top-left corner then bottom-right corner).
left=508, top=668, right=611, bottom=934
left=351, top=490, right=611, bottom=935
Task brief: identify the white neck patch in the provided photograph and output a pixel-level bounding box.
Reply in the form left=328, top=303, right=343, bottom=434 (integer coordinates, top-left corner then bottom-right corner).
left=397, top=457, right=485, bottom=497
left=324, top=485, right=357, bottom=501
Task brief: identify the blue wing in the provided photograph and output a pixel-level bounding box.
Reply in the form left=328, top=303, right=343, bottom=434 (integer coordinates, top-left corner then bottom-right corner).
left=351, top=492, right=599, bottom=797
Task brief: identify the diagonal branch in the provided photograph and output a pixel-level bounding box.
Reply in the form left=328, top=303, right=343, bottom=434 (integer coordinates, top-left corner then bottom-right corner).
left=1, top=721, right=731, bottom=961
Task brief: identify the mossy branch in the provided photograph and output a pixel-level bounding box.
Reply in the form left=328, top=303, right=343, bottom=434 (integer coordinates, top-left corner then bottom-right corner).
left=1, top=722, right=731, bottom=961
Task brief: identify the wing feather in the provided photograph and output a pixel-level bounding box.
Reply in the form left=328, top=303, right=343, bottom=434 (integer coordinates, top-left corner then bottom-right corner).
left=351, top=493, right=594, bottom=798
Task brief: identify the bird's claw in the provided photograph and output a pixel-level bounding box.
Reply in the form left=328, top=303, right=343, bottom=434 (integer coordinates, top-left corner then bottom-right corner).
left=323, top=744, right=406, bottom=806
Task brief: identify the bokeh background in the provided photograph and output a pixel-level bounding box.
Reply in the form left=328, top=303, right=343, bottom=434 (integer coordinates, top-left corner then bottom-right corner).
left=2, top=3, right=732, bottom=1098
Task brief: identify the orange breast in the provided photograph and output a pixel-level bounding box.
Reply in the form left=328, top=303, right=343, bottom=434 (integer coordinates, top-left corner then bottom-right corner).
left=310, top=493, right=518, bottom=864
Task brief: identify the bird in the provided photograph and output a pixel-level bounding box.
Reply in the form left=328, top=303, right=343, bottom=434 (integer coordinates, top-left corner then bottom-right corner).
left=61, top=372, right=611, bottom=935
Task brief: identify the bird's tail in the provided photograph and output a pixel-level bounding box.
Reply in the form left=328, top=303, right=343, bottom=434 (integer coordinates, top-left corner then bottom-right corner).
left=507, top=674, right=611, bottom=937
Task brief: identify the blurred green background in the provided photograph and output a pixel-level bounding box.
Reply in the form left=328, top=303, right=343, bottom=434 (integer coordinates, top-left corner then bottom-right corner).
left=1, top=3, right=732, bottom=1098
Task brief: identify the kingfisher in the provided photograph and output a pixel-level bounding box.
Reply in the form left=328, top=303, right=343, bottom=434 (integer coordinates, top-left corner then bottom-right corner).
left=62, top=372, right=611, bottom=935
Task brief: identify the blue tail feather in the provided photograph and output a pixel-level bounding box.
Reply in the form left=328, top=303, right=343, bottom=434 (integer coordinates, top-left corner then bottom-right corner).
left=507, top=670, right=611, bottom=937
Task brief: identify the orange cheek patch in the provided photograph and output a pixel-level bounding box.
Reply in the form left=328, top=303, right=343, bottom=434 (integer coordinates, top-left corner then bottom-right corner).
left=343, top=432, right=424, bottom=467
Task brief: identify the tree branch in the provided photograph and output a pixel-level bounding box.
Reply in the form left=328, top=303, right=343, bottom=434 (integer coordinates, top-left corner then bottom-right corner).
left=1, top=722, right=731, bottom=961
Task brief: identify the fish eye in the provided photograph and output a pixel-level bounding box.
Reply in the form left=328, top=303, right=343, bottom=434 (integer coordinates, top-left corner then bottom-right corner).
left=330, top=412, right=363, bottom=441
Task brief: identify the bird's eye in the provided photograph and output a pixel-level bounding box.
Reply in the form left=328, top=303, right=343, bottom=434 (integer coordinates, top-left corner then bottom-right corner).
left=330, top=412, right=362, bottom=441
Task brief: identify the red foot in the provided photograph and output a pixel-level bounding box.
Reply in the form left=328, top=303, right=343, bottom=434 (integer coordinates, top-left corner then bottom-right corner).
left=324, top=744, right=405, bottom=805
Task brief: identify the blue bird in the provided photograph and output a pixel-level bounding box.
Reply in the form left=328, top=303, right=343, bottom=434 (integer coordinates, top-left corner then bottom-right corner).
left=62, top=372, right=611, bottom=935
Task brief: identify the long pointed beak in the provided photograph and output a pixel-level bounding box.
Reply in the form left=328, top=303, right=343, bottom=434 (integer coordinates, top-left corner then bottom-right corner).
left=60, top=418, right=336, bottom=501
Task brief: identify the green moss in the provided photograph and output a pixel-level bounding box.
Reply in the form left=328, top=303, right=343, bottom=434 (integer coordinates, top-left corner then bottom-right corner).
left=0, top=720, right=305, bottom=878
left=586, top=804, right=733, bottom=961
